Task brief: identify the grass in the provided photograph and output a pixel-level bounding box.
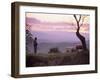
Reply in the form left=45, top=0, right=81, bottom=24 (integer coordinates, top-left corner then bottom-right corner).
left=26, top=50, right=89, bottom=67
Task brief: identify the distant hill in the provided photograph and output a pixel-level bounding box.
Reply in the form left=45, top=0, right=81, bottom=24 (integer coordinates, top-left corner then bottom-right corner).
left=32, top=31, right=89, bottom=43
left=26, top=30, right=89, bottom=54
left=26, top=40, right=89, bottom=54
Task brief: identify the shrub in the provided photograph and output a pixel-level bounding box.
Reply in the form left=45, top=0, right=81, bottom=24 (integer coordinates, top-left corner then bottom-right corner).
left=48, top=47, right=60, bottom=53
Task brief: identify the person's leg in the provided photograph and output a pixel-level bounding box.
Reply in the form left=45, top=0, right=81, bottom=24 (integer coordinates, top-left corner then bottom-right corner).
left=34, top=46, right=36, bottom=54
left=35, top=46, right=37, bottom=53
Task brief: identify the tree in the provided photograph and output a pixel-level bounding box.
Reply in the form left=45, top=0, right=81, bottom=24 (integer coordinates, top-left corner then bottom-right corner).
left=26, top=24, right=33, bottom=53
left=73, top=14, right=87, bottom=50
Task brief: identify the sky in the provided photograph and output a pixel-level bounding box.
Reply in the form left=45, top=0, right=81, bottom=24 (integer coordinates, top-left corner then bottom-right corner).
left=25, top=12, right=89, bottom=42
left=26, top=12, right=90, bottom=33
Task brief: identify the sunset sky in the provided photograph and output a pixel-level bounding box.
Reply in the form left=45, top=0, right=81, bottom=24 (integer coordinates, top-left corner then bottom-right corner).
left=25, top=12, right=89, bottom=42
left=26, top=13, right=90, bottom=33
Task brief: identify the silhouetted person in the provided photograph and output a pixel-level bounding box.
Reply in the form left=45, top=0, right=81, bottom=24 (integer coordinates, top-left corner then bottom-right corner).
left=33, top=37, right=38, bottom=54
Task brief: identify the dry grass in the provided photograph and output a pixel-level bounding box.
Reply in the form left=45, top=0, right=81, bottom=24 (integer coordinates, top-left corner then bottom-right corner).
left=26, top=50, right=89, bottom=67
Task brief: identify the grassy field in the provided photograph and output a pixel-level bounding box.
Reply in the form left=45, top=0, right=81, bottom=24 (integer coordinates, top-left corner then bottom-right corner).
left=26, top=50, right=89, bottom=67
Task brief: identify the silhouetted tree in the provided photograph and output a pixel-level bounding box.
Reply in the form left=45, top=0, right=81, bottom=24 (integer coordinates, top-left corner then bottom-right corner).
left=26, top=29, right=33, bottom=53
left=73, top=14, right=87, bottom=50
left=26, top=24, right=33, bottom=53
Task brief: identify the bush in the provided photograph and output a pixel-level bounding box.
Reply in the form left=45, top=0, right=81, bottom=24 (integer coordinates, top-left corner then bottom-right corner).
left=48, top=47, right=60, bottom=53
left=26, top=54, right=48, bottom=67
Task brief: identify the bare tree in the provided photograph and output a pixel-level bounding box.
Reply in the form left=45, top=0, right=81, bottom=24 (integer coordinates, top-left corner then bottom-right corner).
left=73, top=14, right=87, bottom=50
left=26, top=24, right=33, bottom=53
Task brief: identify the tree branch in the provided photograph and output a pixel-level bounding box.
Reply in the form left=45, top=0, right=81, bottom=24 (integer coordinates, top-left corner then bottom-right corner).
left=80, top=16, right=86, bottom=27
left=73, top=14, right=78, bottom=23
left=78, top=15, right=81, bottom=22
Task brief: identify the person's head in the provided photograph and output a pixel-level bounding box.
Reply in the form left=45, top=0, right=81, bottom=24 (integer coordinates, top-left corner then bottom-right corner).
left=35, top=37, right=37, bottom=40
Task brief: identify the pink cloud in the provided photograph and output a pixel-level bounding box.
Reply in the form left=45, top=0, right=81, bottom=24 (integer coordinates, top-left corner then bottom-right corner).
left=26, top=17, right=89, bottom=33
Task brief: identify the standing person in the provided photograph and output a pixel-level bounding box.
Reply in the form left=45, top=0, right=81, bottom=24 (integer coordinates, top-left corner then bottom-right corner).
left=33, top=37, right=38, bottom=54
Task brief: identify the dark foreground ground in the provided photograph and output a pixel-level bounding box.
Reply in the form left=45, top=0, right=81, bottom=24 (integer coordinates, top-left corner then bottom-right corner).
left=26, top=50, right=89, bottom=67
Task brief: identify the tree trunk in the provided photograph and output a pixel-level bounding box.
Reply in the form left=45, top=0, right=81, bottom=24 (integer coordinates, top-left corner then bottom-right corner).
left=76, top=23, right=87, bottom=50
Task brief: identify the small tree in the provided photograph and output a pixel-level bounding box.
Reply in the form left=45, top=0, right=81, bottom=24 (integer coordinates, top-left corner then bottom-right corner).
left=26, top=24, right=33, bottom=53
left=73, top=14, right=87, bottom=50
